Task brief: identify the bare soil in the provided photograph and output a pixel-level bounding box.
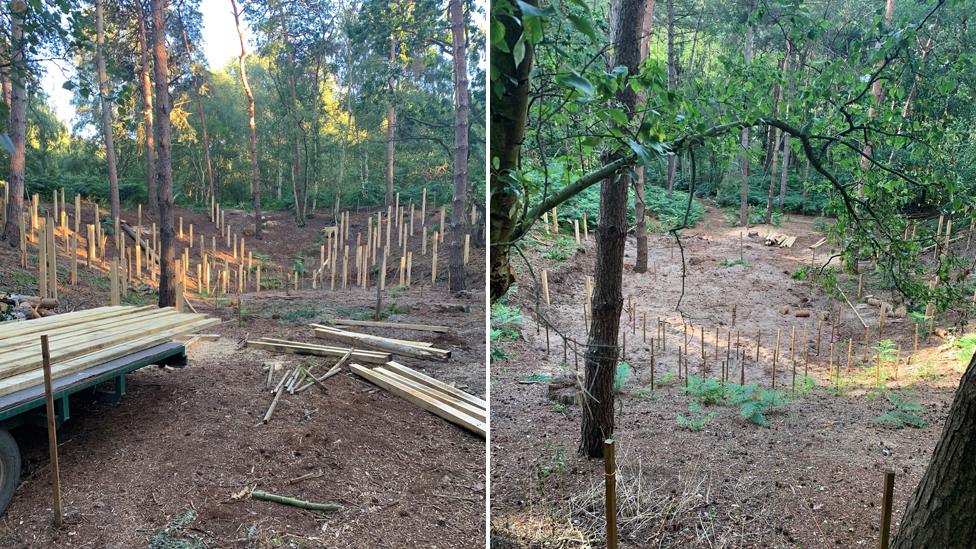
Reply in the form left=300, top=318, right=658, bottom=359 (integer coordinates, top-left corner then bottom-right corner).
left=490, top=205, right=969, bottom=548
left=0, top=202, right=486, bottom=548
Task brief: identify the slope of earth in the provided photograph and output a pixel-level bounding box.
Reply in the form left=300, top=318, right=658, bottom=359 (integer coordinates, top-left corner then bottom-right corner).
left=0, top=201, right=486, bottom=548
left=490, top=204, right=969, bottom=548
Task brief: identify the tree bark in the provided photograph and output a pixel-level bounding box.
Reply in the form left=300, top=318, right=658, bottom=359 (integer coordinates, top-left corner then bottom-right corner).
left=764, top=43, right=790, bottom=223
left=488, top=0, right=537, bottom=304
left=890, top=352, right=976, bottom=548
left=738, top=2, right=754, bottom=227
left=579, top=0, right=645, bottom=458
left=134, top=0, right=157, bottom=212
left=447, top=0, right=469, bottom=292
left=178, top=18, right=215, bottom=207
left=664, top=0, right=677, bottom=196
left=278, top=9, right=305, bottom=225
left=151, top=0, right=176, bottom=307
left=778, top=47, right=796, bottom=209
left=859, top=0, right=896, bottom=197
left=385, top=36, right=398, bottom=208
left=96, top=0, right=120, bottom=223
left=1, top=1, right=25, bottom=247
left=232, top=0, right=262, bottom=239
left=633, top=0, right=655, bottom=274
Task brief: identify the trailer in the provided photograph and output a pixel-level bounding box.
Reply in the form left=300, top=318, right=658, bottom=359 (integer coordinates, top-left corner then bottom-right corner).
left=0, top=342, right=188, bottom=515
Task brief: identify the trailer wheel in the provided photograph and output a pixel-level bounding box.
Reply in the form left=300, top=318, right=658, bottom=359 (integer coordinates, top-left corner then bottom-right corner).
left=0, top=429, right=20, bottom=516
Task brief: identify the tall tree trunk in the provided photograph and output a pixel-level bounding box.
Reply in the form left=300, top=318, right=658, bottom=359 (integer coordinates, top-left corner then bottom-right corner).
left=580, top=0, right=645, bottom=459
left=178, top=18, right=215, bottom=206
left=489, top=0, right=536, bottom=303
left=633, top=0, right=656, bottom=274
left=859, top=0, right=896, bottom=197
left=232, top=0, right=262, bottom=238
left=778, top=47, right=797, bottom=209
left=738, top=1, right=754, bottom=227
left=96, top=0, right=120, bottom=223
left=134, top=0, right=157, bottom=212
left=764, top=43, right=790, bottom=224
left=664, top=0, right=677, bottom=196
left=890, top=352, right=976, bottom=547
left=1, top=1, right=25, bottom=247
left=385, top=36, right=397, bottom=207
left=279, top=10, right=305, bottom=225
left=447, top=0, right=469, bottom=292
left=152, top=0, right=176, bottom=307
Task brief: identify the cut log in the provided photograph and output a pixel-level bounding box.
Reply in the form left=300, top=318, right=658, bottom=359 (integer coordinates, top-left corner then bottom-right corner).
left=312, top=326, right=450, bottom=361
left=250, top=490, right=341, bottom=512
left=328, top=318, right=450, bottom=333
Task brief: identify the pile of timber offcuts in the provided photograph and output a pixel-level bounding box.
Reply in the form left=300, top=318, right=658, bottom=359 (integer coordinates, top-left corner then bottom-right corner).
left=310, top=323, right=451, bottom=360
left=351, top=362, right=486, bottom=438
left=0, top=305, right=219, bottom=397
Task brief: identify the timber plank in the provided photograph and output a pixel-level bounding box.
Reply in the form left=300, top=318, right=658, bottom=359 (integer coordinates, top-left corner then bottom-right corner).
left=383, top=361, right=486, bottom=410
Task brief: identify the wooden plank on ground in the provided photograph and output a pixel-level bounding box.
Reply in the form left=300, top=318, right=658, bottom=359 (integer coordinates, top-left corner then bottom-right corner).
left=246, top=339, right=390, bottom=364
left=373, top=367, right=486, bottom=422
left=312, top=327, right=450, bottom=361
left=349, top=364, right=485, bottom=437
left=383, top=361, right=486, bottom=410
left=0, top=306, right=141, bottom=339
left=330, top=318, right=450, bottom=333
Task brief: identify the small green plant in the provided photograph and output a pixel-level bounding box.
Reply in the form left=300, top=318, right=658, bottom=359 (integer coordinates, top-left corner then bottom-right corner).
left=260, top=276, right=283, bottom=290
left=874, top=339, right=898, bottom=363
left=12, top=271, right=37, bottom=288
left=535, top=443, right=567, bottom=483
left=875, top=392, right=927, bottom=429
left=541, top=236, right=579, bottom=262
left=793, top=374, right=817, bottom=397
left=680, top=375, right=730, bottom=405
left=520, top=373, right=552, bottom=384
left=491, top=302, right=522, bottom=361
left=791, top=266, right=812, bottom=281
left=866, top=384, right=890, bottom=400
left=912, top=360, right=943, bottom=382
left=550, top=402, right=571, bottom=415
left=292, top=255, right=306, bottom=275
left=827, top=375, right=852, bottom=396
left=720, top=258, right=750, bottom=268
left=655, top=371, right=678, bottom=387
left=676, top=402, right=716, bottom=431
left=279, top=307, right=320, bottom=322
left=727, top=384, right=787, bottom=427
left=613, top=361, right=631, bottom=393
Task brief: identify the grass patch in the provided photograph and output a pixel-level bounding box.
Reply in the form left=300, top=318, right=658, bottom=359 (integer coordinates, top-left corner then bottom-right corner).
left=278, top=307, right=320, bottom=322
left=720, top=258, right=750, bottom=268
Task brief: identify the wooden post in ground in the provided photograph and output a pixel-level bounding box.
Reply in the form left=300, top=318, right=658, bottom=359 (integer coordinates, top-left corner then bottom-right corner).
left=69, top=233, right=77, bottom=285
left=541, top=270, right=550, bottom=305
left=110, top=260, right=120, bottom=305
left=463, top=234, right=470, bottom=265
left=18, top=212, right=26, bottom=267
left=46, top=218, right=57, bottom=300
left=603, top=439, right=618, bottom=549
left=39, top=218, right=48, bottom=298
left=39, top=335, right=63, bottom=528
left=772, top=328, right=781, bottom=388
left=879, top=471, right=895, bottom=549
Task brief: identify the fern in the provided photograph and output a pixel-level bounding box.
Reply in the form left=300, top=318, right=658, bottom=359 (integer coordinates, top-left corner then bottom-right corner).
left=875, top=392, right=927, bottom=429
left=676, top=402, right=716, bottom=432
left=680, top=375, right=730, bottom=405
left=954, top=334, right=976, bottom=367
left=614, top=361, right=631, bottom=393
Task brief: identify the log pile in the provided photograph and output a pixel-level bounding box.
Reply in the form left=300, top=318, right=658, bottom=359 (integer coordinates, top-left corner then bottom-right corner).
left=351, top=361, right=485, bottom=437
left=764, top=232, right=797, bottom=248
left=310, top=323, right=451, bottom=361
left=0, top=305, right=219, bottom=398
left=1, top=294, right=58, bottom=320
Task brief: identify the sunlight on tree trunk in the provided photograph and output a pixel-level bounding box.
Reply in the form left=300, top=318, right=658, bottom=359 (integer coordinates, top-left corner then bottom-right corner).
left=633, top=0, right=655, bottom=274
left=152, top=0, right=176, bottom=307
left=134, top=0, right=157, bottom=212
left=447, top=0, right=469, bottom=293
left=1, top=0, right=25, bottom=248
left=737, top=1, right=754, bottom=227
left=96, top=0, right=120, bottom=223
left=232, top=0, right=262, bottom=239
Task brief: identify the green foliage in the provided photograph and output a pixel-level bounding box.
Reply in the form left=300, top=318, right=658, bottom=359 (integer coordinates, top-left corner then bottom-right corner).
left=954, top=335, right=976, bottom=367
left=874, top=339, right=898, bottom=363
left=793, top=375, right=817, bottom=397
left=279, top=307, right=320, bottom=322
left=720, top=258, right=750, bottom=268
left=540, top=235, right=580, bottom=261
left=724, top=204, right=782, bottom=226
left=827, top=375, right=852, bottom=396
left=679, top=375, right=730, bottom=405
left=292, top=255, right=307, bottom=276
left=520, top=373, right=553, bottom=384
left=555, top=180, right=704, bottom=231
left=875, top=392, right=927, bottom=429
left=725, top=384, right=787, bottom=427
left=535, top=443, right=567, bottom=483
left=613, top=361, right=631, bottom=393
left=491, top=302, right=523, bottom=361
left=676, top=402, right=716, bottom=432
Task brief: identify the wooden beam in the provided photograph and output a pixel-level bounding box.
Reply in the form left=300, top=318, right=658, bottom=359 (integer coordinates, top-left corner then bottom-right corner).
left=328, top=318, right=450, bottom=333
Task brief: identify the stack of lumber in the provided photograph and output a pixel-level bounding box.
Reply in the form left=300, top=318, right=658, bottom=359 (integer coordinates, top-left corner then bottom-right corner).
left=311, top=323, right=451, bottom=361
left=350, top=362, right=485, bottom=437
left=0, top=305, right=219, bottom=398
left=246, top=337, right=391, bottom=364
left=764, top=232, right=796, bottom=248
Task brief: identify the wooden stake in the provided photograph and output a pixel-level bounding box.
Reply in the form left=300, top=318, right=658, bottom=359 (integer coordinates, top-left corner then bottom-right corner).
left=879, top=471, right=895, bottom=549
left=604, top=439, right=618, bottom=549
left=541, top=270, right=550, bottom=305
left=772, top=328, right=781, bottom=388
left=40, top=335, right=63, bottom=528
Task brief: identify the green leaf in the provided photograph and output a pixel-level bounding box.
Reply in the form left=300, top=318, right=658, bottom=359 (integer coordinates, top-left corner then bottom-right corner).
left=490, top=20, right=509, bottom=52
left=626, top=140, right=655, bottom=167
left=512, top=35, right=526, bottom=67
left=557, top=72, right=593, bottom=96
left=517, top=0, right=554, bottom=18
left=566, top=14, right=596, bottom=42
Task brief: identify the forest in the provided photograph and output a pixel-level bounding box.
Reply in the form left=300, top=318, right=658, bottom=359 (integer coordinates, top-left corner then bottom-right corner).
left=0, top=0, right=488, bottom=546
left=490, top=0, right=976, bottom=547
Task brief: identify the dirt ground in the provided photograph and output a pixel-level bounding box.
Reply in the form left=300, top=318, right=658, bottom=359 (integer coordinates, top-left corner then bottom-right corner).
left=0, top=202, right=486, bottom=548
left=490, top=205, right=970, bottom=548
